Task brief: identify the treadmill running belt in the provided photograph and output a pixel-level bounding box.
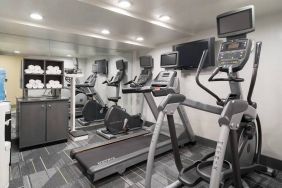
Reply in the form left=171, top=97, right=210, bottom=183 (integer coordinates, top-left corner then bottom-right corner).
left=75, top=134, right=169, bottom=170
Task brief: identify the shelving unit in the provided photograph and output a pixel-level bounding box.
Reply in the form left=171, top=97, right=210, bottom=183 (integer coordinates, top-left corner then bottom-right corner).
left=21, top=58, right=64, bottom=98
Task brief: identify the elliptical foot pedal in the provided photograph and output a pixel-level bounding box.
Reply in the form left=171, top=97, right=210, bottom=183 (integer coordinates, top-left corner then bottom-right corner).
left=69, top=130, right=88, bottom=141
left=197, top=160, right=231, bottom=182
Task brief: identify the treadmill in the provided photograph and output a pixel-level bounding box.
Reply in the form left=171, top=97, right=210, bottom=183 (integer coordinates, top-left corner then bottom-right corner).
left=70, top=53, right=195, bottom=182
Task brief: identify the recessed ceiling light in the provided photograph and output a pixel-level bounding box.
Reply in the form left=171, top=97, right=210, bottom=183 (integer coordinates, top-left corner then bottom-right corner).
left=136, top=37, right=144, bottom=41
left=14, top=50, right=20, bottom=54
left=118, top=0, right=132, bottom=8
left=101, top=29, right=110, bottom=35
left=67, top=54, right=72, bottom=57
left=158, top=15, right=170, bottom=21
left=30, top=13, right=43, bottom=20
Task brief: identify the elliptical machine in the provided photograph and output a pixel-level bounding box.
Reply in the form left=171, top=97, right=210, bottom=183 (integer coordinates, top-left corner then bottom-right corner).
left=76, top=65, right=108, bottom=126
left=96, top=57, right=154, bottom=139
left=145, top=5, right=277, bottom=188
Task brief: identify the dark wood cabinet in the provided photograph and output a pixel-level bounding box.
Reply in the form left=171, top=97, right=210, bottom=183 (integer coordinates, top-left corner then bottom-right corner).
left=17, top=98, right=68, bottom=149
left=19, top=102, right=46, bottom=148
left=46, top=101, right=68, bottom=142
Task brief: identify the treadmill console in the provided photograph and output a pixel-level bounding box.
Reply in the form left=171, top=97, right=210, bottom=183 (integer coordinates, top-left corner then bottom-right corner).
left=217, top=39, right=252, bottom=72
left=151, top=70, right=179, bottom=97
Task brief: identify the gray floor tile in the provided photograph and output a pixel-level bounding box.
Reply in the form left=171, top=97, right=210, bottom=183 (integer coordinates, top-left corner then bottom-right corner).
left=8, top=177, right=24, bottom=188
left=29, top=170, right=49, bottom=188
left=19, top=160, right=36, bottom=176
left=10, top=164, right=21, bottom=180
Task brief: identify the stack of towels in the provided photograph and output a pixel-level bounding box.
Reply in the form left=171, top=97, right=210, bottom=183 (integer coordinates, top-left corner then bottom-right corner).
left=24, top=65, right=44, bottom=74
left=26, top=79, right=44, bottom=89
left=46, top=80, right=62, bottom=89
left=46, top=66, right=62, bottom=75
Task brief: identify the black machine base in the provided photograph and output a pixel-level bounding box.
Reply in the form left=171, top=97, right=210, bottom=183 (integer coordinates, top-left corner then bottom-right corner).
left=77, top=117, right=104, bottom=126
left=69, top=130, right=88, bottom=141
left=104, top=106, right=144, bottom=134
left=96, top=127, right=149, bottom=140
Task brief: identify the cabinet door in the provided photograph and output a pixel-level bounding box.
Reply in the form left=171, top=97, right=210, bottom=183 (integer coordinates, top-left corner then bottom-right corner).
left=46, top=101, right=68, bottom=142
left=19, top=102, right=46, bottom=148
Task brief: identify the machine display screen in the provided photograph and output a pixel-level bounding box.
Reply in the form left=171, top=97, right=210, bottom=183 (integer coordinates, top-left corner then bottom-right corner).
left=227, top=42, right=240, bottom=50
left=160, top=52, right=178, bottom=68
left=140, top=56, right=153, bottom=68
left=218, top=9, right=253, bottom=36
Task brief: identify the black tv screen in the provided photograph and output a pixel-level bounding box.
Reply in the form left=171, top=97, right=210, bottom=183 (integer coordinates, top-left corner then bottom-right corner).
left=173, top=37, right=215, bottom=69
left=140, top=56, right=153, bottom=68
left=95, top=59, right=108, bottom=74
left=160, top=52, right=178, bottom=68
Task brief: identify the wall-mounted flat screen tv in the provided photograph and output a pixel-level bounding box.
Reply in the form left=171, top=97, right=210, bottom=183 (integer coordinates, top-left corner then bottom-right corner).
left=94, top=59, right=108, bottom=74
left=173, top=37, right=215, bottom=69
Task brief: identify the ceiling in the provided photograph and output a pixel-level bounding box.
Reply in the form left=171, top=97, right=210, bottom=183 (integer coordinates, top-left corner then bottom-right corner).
left=0, top=0, right=281, bottom=57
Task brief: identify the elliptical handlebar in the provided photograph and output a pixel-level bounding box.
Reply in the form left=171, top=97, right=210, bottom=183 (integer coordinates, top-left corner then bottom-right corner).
left=247, top=41, right=262, bottom=108
left=208, top=67, right=244, bottom=82
left=196, top=50, right=224, bottom=106
left=124, top=76, right=137, bottom=86
left=102, top=76, right=114, bottom=85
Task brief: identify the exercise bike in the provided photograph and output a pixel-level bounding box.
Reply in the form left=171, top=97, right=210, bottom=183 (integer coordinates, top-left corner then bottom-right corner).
left=145, top=5, right=277, bottom=188
left=76, top=70, right=108, bottom=126
left=97, top=57, right=153, bottom=139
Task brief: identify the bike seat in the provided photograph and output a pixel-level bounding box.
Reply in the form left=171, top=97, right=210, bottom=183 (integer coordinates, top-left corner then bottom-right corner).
left=108, top=97, right=121, bottom=103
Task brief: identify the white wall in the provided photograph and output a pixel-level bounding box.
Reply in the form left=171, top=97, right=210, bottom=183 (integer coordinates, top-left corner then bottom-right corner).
left=135, top=12, right=282, bottom=160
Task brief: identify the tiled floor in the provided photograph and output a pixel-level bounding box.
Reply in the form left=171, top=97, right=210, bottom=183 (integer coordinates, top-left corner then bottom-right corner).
left=9, top=120, right=282, bottom=188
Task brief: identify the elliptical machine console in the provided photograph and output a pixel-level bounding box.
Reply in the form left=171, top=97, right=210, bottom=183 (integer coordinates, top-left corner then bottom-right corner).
left=218, top=39, right=252, bottom=72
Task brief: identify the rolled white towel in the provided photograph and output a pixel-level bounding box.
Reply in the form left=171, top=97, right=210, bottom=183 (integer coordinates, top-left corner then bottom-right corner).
left=26, top=83, right=32, bottom=89
left=57, top=84, right=62, bottom=88
left=35, top=79, right=41, bottom=84
left=34, top=65, right=41, bottom=70
left=39, top=70, right=44, bottom=74
left=54, top=80, right=60, bottom=85
left=32, top=83, right=38, bottom=89
left=29, top=79, right=35, bottom=84
left=47, top=66, right=53, bottom=70
left=54, top=66, right=59, bottom=70
left=28, top=65, right=35, bottom=70
left=25, top=69, right=32, bottom=74
left=56, top=70, right=62, bottom=74
left=46, top=83, right=51, bottom=89
left=38, top=83, right=44, bottom=89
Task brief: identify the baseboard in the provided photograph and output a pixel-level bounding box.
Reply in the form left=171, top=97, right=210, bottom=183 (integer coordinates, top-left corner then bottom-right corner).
left=195, top=136, right=217, bottom=148
left=195, top=136, right=282, bottom=171
left=260, top=155, right=282, bottom=171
